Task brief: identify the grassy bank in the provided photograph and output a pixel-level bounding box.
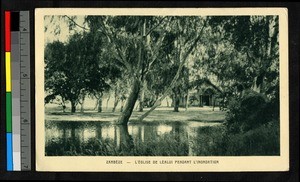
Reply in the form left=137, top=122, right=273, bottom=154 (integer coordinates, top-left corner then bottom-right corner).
left=46, top=106, right=226, bottom=123
left=191, top=120, right=280, bottom=156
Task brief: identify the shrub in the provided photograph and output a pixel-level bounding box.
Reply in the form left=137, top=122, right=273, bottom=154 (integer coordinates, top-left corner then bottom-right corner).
left=191, top=121, right=279, bottom=156
left=224, top=120, right=280, bottom=155
left=225, top=90, right=276, bottom=133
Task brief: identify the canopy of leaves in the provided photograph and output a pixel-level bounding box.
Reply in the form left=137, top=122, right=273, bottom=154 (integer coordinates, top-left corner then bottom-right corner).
left=193, top=16, right=280, bottom=98
left=45, top=31, right=121, bottom=105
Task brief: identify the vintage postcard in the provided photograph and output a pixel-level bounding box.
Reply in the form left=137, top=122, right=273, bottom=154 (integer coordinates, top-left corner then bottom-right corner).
left=35, top=8, right=289, bottom=171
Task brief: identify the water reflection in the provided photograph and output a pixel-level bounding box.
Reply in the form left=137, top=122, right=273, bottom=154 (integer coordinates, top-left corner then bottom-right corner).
left=45, top=121, right=221, bottom=156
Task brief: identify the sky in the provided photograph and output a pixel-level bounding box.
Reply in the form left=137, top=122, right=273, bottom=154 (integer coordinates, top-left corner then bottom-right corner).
left=44, top=15, right=86, bottom=44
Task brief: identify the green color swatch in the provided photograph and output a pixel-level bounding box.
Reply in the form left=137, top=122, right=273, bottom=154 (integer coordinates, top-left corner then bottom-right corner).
left=6, top=92, right=12, bottom=132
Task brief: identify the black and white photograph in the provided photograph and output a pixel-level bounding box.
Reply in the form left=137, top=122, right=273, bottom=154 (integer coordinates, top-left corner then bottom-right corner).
left=35, top=8, right=289, bottom=171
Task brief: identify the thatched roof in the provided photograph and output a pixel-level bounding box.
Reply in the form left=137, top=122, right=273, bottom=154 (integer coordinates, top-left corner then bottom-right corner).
left=191, top=78, right=222, bottom=94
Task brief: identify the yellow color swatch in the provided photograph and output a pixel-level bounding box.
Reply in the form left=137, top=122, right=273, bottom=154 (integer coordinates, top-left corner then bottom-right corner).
left=5, top=52, right=11, bottom=92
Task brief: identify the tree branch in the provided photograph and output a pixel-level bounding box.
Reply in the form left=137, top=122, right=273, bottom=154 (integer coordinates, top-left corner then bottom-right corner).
left=63, top=15, right=89, bottom=30
left=145, top=16, right=168, bottom=36
left=146, top=33, right=166, bottom=72
left=137, top=18, right=208, bottom=122
left=96, top=19, right=135, bottom=76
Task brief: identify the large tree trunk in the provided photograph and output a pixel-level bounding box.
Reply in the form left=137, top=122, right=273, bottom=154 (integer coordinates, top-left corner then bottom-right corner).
left=116, top=79, right=140, bottom=125
left=115, top=125, right=133, bottom=154
left=116, top=20, right=146, bottom=124
left=71, top=101, right=76, bottom=113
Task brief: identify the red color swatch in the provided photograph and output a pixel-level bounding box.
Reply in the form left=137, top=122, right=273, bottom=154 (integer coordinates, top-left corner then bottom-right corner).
left=5, top=11, right=11, bottom=52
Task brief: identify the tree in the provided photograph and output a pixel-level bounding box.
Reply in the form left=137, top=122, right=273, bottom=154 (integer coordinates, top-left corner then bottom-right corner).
left=144, top=30, right=188, bottom=112
left=206, top=16, right=279, bottom=97
left=110, top=78, right=130, bottom=112
left=44, top=41, right=73, bottom=111
left=60, top=15, right=208, bottom=123
left=200, top=16, right=280, bottom=131
left=45, top=31, right=114, bottom=113
left=137, top=16, right=208, bottom=121
left=84, top=16, right=171, bottom=124
left=84, top=30, right=122, bottom=113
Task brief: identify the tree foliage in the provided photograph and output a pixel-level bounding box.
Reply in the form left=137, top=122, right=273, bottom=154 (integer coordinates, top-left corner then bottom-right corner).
left=44, top=15, right=280, bottom=128
left=45, top=31, right=119, bottom=112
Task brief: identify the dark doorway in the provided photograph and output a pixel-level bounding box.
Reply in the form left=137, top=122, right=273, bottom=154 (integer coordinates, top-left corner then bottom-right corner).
left=202, top=95, right=210, bottom=106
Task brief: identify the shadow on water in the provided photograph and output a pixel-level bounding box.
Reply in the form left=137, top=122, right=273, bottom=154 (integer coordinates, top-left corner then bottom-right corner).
left=45, top=120, right=221, bottom=156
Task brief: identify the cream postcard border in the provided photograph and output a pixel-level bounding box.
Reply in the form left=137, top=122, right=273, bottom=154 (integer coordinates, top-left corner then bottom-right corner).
left=35, top=8, right=289, bottom=172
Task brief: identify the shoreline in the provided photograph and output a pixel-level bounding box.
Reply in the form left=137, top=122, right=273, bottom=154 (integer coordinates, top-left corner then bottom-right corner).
left=45, top=107, right=226, bottom=123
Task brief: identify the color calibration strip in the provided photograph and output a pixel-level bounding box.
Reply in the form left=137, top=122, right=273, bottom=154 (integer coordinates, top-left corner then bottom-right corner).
left=5, top=10, right=13, bottom=171
left=5, top=11, right=31, bottom=171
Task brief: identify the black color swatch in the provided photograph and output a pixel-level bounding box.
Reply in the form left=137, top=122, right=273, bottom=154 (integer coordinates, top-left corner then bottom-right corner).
left=11, top=11, right=20, bottom=31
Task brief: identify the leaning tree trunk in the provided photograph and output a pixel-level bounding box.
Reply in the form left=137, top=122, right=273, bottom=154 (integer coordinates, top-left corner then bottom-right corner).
left=116, top=20, right=146, bottom=124
left=116, top=79, right=140, bottom=125
left=115, top=124, right=133, bottom=154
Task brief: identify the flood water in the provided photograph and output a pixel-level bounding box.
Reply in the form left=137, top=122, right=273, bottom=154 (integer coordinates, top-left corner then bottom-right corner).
left=45, top=120, right=222, bottom=156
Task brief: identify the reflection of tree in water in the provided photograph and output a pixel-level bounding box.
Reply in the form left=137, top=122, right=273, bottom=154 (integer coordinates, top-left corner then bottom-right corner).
left=45, top=121, right=191, bottom=156
left=46, top=122, right=83, bottom=155
left=115, top=125, right=134, bottom=155
left=173, top=123, right=189, bottom=155
left=45, top=121, right=134, bottom=156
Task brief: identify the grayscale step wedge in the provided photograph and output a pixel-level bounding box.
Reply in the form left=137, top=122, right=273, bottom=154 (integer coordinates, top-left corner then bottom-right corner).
left=20, top=11, right=31, bottom=171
